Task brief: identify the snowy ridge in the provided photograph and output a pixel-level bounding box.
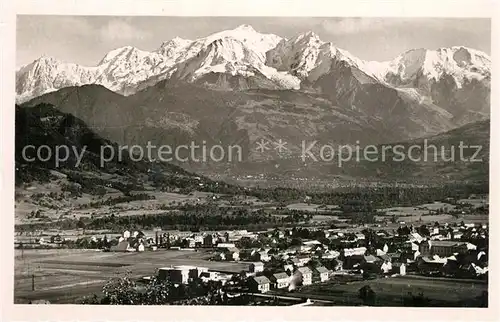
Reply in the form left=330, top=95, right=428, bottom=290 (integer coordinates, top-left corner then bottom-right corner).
left=16, top=25, right=287, bottom=102
left=382, top=46, right=491, bottom=89
left=16, top=25, right=491, bottom=102
left=267, top=32, right=391, bottom=83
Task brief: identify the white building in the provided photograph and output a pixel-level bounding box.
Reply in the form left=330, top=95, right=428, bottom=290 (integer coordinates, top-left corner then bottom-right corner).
left=249, top=262, right=264, bottom=273
left=344, top=247, right=367, bottom=257
left=295, top=267, right=312, bottom=286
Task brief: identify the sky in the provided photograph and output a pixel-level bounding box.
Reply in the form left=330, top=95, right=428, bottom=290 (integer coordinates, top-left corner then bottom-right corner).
left=16, top=16, right=491, bottom=67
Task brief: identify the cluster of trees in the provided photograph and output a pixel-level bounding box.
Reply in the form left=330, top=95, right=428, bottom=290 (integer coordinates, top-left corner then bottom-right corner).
left=247, top=183, right=488, bottom=208
left=62, top=236, right=113, bottom=249
left=15, top=167, right=50, bottom=186
left=85, top=207, right=304, bottom=231
left=26, top=209, right=47, bottom=219
left=81, top=273, right=245, bottom=305
left=16, top=206, right=318, bottom=233
left=65, top=172, right=142, bottom=195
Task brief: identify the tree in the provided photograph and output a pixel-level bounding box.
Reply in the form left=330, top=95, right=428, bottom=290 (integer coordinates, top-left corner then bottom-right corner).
left=418, top=225, right=430, bottom=236
left=101, top=273, right=141, bottom=305
left=143, top=276, right=172, bottom=304
left=358, top=285, right=376, bottom=305
left=397, top=226, right=410, bottom=236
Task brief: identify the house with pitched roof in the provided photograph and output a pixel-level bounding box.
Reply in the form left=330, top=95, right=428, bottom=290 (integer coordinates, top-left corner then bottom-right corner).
left=295, top=267, right=313, bottom=286
left=218, top=247, right=240, bottom=261
left=270, top=272, right=291, bottom=289
left=313, top=266, right=330, bottom=283
left=249, top=276, right=271, bottom=293
left=249, top=262, right=264, bottom=273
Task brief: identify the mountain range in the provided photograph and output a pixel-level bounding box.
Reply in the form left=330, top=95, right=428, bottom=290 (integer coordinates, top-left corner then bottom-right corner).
left=16, top=24, right=490, bottom=183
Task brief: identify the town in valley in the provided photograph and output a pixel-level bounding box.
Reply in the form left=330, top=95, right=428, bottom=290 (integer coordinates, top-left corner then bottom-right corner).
left=15, top=184, right=489, bottom=306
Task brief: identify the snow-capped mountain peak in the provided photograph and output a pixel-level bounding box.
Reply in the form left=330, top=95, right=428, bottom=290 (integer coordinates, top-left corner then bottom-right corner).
left=16, top=55, right=98, bottom=102
left=266, top=31, right=325, bottom=78
left=98, top=46, right=140, bottom=65
left=203, top=24, right=282, bottom=61
left=383, top=45, right=491, bottom=89
left=296, top=31, right=323, bottom=43
left=16, top=25, right=491, bottom=105
left=156, top=37, right=193, bottom=58
left=15, top=24, right=286, bottom=102
left=233, top=24, right=256, bottom=32
left=172, top=35, right=272, bottom=82
left=266, top=31, right=371, bottom=81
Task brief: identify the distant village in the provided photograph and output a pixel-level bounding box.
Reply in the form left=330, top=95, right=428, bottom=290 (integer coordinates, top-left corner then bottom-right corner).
left=17, top=217, right=489, bottom=296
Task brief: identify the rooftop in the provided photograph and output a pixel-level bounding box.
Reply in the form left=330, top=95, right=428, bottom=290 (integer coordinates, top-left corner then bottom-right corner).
left=252, top=276, right=271, bottom=284
left=379, top=254, right=391, bottom=262
left=273, top=272, right=290, bottom=280
left=297, top=267, right=312, bottom=274
left=315, top=266, right=329, bottom=273
left=364, top=255, right=380, bottom=262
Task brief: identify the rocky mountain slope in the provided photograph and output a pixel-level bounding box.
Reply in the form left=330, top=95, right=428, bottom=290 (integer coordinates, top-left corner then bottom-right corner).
left=21, top=81, right=489, bottom=183
left=16, top=100, right=488, bottom=188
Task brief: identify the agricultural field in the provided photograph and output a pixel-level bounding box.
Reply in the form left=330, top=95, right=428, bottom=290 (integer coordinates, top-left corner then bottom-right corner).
left=293, top=275, right=488, bottom=307
left=457, top=198, right=488, bottom=208
left=377, top=202, right=488, bottom=225
left=14, top=248, right=250, bottom=304
left=285, top=203, right=341, bottom=213
left=309, top=214, right=341, bottom=223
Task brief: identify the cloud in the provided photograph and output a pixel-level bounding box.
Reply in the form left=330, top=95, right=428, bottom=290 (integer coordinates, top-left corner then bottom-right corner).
left=99, top=19, right=151, bottom=41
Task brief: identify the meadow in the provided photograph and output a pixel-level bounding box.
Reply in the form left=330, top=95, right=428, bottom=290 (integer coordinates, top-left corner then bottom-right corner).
left=14, top=248, right=250, bottom=303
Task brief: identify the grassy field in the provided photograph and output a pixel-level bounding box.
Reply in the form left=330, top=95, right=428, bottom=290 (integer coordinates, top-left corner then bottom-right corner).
left=14, top=248, right=250, bottom=304
left=285, top=203, right=340, bottom=213
left=292, top=275, right=487, bottom=307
